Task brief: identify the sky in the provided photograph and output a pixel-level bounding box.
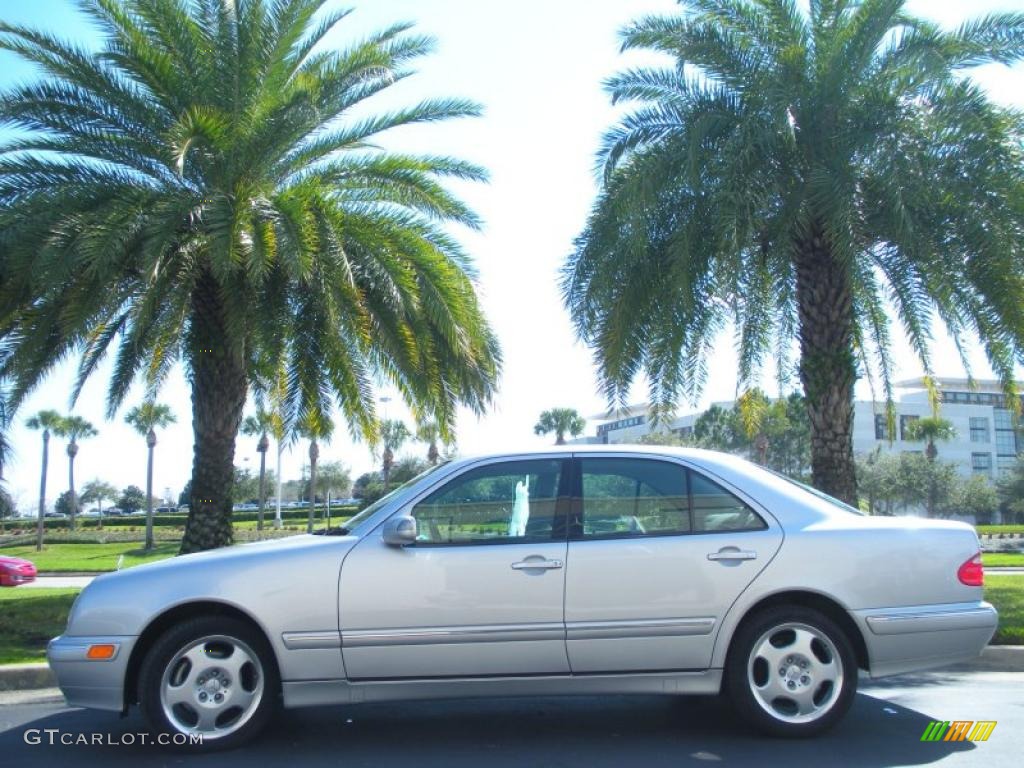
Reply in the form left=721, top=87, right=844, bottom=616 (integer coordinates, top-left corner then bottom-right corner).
left=1, top=0, right=1023, bottom=512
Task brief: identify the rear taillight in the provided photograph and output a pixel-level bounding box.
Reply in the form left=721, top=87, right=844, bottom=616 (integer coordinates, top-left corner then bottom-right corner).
left=957, top=552, right=984, bottom=587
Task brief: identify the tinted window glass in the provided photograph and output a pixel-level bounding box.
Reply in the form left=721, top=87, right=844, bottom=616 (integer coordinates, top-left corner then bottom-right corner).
left=690, top=472, right=766, bottom=532
left=580, top=458, right=690, bottom=537
left=412, top=460, right=564, bottom=544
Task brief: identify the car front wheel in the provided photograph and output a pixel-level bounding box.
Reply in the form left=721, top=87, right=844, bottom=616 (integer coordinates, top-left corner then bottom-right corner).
left=138, top=615, right=279, bottom=751
left=725, top=605, right=857, bottom=737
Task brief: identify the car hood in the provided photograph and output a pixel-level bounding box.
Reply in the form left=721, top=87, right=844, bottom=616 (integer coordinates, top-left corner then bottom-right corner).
left=93, top=533, right=357, bottom=584
left=0, top=556, right=34, bottom=569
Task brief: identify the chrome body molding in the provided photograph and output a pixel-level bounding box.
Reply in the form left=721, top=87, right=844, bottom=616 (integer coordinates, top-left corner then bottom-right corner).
left=863, top=603, right=998, bottom=635
left=281, top=669, right=724, bottom=709
left=343, top=623, right=564, bottom=648
left=281, top=631, right=342, bottom=650
left=565, top=617, right=715, bottom=641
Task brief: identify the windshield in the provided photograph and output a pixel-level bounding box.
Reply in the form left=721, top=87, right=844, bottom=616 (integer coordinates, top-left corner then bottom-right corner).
left=342, top=462, right=451, bottom=534
left=763, top=468, right=864, bottom=516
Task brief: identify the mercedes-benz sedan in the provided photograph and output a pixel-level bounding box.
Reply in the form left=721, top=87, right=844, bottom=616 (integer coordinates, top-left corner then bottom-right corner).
left=48, top=447, right=997, bottom=751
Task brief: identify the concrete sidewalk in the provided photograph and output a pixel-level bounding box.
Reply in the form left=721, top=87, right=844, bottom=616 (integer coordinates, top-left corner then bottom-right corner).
left=20, top=576, right=95, bottom=589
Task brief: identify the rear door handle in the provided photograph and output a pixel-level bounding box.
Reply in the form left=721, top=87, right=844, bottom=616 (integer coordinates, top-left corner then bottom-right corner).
left=511, top=558, right=563, bottom=570
left=707, top=548, right=757, bottom=561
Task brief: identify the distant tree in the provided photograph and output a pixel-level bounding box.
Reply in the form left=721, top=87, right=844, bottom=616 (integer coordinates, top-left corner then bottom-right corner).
left=241, top=409, right=275, bottom=531
left=951, top=473, right=999, bottom=524
left=125, top=401, right=176, bottom=549
left=355, top=457, right=429, bottom=508
left=904, top=417, right=957, bottom=461
left=692, top=405, right=743, bottom=453
left=534, top=408, right=585, bottom=445
left=417, top=421, right=446, bottom=465
left=54, top=490, right=75, bottom=517
left=997, top=459, right=1024, bottom=524
left=233, top=468, right=261, bottom=505
left=381, top=420, right=412, bottom=490
left=81, top=479, right=118, bottom=529
left=0, top=485, right=14, bottom=530
left=178, top=481, right=192, bottom=508
left=313, top=461, right=351, bottom=503
left=118, top=485, right=146, bottom=515
left=53, top=415, right=98, bottom=531
left=25, top=409, right=62, bottom=550
left=297, top=413, right=333, bottom=533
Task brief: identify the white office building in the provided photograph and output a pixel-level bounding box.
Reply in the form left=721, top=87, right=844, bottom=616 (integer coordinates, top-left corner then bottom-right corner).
left=588, top=377, right=1021, bottom=479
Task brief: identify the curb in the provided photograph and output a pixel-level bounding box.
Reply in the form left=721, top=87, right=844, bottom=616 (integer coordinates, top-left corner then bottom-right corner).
left=36, top=572, right=104, bottom=577
left=0, top=664, right=55, bottom=692
left=1, top=646, right=1022, bottom=694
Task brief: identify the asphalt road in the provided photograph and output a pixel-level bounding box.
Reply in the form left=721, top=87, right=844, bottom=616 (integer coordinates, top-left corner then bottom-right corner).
left=0, top=668, right=1019, bottom=767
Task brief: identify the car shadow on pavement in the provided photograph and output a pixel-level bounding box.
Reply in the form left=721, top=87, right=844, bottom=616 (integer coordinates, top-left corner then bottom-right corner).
left=2, top=692, right=974, bottom=768
left=0, top=692, right=973, bottom=767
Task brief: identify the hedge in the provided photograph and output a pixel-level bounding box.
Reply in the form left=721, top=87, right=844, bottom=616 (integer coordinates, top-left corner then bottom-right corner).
left=3, top=504, right=358, bottom=531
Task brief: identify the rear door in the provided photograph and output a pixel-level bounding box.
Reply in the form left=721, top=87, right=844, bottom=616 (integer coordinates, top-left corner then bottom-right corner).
left=564, top=455, right=782, bottom=672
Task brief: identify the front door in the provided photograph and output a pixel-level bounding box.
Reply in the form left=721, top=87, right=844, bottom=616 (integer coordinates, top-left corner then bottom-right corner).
left=339, top=457, right=571, bottom=679
left=564, top=455, right=783, bottom=672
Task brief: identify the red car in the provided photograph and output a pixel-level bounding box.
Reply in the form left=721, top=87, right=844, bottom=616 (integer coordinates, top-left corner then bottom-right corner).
left=0, top=556, right=36, bottom=586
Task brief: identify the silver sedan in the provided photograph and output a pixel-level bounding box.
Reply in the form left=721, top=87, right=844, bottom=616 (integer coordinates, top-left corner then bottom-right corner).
left=48, top=446, right=997, bottom=751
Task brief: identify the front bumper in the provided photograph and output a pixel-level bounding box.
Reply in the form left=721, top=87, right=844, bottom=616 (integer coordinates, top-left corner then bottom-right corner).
left=47, top=635, right=137, bottom=711
left=854, top=601, right=998, bottom=678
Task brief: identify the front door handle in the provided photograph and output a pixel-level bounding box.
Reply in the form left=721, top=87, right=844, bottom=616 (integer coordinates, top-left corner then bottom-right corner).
left=707, top=548, right=757, bottom=562
left=511, top=558, right=564, bottom=570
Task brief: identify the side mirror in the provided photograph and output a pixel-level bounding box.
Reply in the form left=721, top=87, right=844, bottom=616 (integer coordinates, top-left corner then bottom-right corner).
left=382, top=516, right=417, bottom=547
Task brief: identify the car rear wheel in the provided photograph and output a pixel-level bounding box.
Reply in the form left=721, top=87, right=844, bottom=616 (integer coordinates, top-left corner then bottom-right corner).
left=138, top=615, right=278, bottom=751
left=725, top=605, right=857, bottom=737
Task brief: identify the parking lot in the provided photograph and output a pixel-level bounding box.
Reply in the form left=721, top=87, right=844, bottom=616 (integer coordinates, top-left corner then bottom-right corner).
left=0, top=667, right=1018, bottom=767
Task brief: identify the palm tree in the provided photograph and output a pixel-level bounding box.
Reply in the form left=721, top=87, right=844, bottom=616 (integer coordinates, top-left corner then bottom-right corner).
left=25, top=409, right=61, bottom=551
left=241, top=410, right=274, bottom=532
left=534, top=408, right=586, bottom=445
left=297, top=413, right=332, bottom=533
left=562, top=0, right=1024, bottom=505
left=124, top=401, right=176, bottom=549
left=0, top=0, right=500, bottom=553
left=53, top=415, right=97, bottom=531
left=380, top=420, right=412, bottom=490
left=80, top=479, right=118, bottom=529
left=904, top=417, right=957, bottom=462
left=416, top=420, right=446, bottom=465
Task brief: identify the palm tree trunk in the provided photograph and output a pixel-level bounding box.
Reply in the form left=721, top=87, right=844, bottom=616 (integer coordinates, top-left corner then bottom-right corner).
left=36, top=431, right=48, bottom=552
left=257, top=448, right=267, bottom=532
left=274, top=442, right=283, bottom=529
left=382, top=448, right=393, bottom=491
left=795, top=227, right=858, bottom=505
left=180, top=271, right=246, bottom=554
left=67, top=441, right=77, bottom=532
left=307, top=441, right=318, bottom=534
left=145, top=442, right=155, bottom=550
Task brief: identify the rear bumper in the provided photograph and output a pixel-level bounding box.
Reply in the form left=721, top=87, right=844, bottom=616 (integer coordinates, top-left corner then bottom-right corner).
left=854, top=601, right=998, bottom=678
left=47, top=635, right=136, bottom=711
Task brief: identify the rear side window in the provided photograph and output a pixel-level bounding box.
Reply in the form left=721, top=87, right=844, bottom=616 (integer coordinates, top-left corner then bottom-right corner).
left=689, top=471, right=766, bottom=532
left=579, top=458, right=690, bottom=537
left=577, top=458, right=766, bottom=538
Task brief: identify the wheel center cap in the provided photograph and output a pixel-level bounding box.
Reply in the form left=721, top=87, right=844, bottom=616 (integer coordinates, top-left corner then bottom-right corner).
left=204, top=678, right=221, bottom=693
left=787, top=664, right=802, bottom=680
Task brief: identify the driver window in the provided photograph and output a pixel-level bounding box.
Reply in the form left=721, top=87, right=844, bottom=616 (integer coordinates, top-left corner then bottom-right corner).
left=411, top=460, right=565, bottom=545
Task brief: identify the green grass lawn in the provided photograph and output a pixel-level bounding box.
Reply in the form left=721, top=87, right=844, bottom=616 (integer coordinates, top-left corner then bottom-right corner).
left=977, top=525, right=1024, bottom=535
left=983, top=552, right=1024, bottom=567
left=0, top=542, right=179, bottom=572
left=0, top=588, right=80, bottom=664
left=987, top=574, right=1024, bottom=645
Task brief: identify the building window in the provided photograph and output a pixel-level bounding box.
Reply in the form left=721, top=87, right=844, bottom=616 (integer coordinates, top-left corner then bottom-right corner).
left=972, top=453, right=992, bottom=474
left=970, top=417, right=990, bottom=443
left=996, top=430, right=1016, bottom=456
left=874, top=414, right=888, bottom=440
left=900, top=414, right=919, bottom=440
left=997, top=455, right=1016, bottom=475
left=994, top=408, right=1013, bottom=431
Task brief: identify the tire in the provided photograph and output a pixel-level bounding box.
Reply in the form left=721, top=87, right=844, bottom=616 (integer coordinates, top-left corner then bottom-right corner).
left=138, top=615, right=279, bottom=752
left=725, top=605, right=857, bottom=737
